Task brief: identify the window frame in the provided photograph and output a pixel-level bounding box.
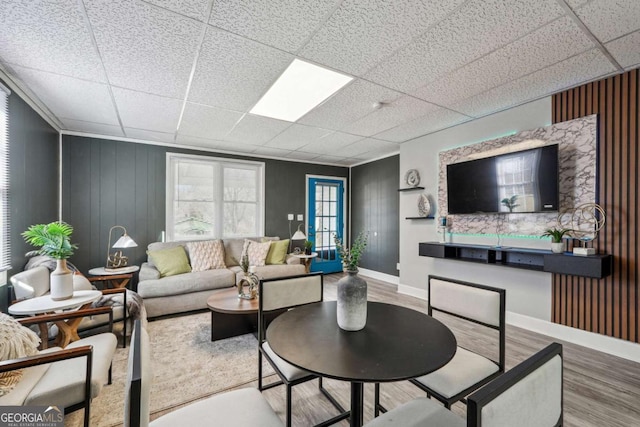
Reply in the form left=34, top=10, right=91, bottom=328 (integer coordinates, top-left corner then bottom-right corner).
left=165, top=153, right=265, bottom=241
left=0, top=82, right=10, bottom=274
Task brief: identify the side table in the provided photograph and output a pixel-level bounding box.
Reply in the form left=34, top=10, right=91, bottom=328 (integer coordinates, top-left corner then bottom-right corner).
left=291, top=252, right=318, bottom=273
left=88, top=265, right=139, bottom=289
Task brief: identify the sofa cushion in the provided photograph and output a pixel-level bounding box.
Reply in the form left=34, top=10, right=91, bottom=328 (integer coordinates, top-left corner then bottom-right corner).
left=137, top=269, right=236, bottom=299
left=186, top=240, right=226, bottom=272
left=147, top=246, right=191, bottom=277
left=223, top=237, right=279, bottom=267
left=10, top=266, right=50, bottom=300
left=242, top=240, right=271, bottom=267
left=0, top=347, right=59, bottom=406
left=265, top=239, right=289, bottom=265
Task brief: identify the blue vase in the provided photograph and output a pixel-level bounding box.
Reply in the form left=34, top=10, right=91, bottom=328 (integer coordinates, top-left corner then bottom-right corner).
left=337, top=269, right=367, bottom=331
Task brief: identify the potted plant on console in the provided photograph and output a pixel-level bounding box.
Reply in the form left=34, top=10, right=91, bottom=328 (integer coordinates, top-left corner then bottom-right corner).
left=542, top=227, right=573, bottom=254
left=22, top=221, right=78, bottom=300
left=333, top=231, right=369, bottom=331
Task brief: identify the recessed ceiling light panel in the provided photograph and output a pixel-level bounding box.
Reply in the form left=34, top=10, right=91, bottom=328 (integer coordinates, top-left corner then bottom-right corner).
left=250, top=59, right=353, bottom=122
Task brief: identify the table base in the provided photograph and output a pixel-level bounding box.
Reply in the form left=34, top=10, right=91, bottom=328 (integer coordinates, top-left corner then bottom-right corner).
left=210, top=309, right=284, bottom=341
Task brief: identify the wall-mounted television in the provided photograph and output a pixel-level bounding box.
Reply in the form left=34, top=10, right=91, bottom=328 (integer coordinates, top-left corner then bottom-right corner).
left=446, top=144, right=559, bottom=215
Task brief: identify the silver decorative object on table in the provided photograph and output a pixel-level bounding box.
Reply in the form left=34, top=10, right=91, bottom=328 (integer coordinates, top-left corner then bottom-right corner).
left=404, top=169, right=420, bottom=187
left=418, top=194, right=431, bottom=217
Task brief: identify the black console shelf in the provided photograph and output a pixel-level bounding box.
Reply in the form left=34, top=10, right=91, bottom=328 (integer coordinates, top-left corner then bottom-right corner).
left=419, top=242, right=612, bottom=279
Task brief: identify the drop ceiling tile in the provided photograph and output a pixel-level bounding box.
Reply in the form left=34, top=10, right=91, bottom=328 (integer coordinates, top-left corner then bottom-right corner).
left=251, top=146, right=293, bottom=158
left=575, top=0, right=640, bottom=42
left=176, top=134, right=259, bottom=154
left=299, top=79, right=402, bottom=130
left=206, top=139, right=261, bottom=153
left=341, top=96, right=440, bottom=137
left=300, top=0, right=466, bottom=76
left=124, top=128, right=176, bottom=143
left=606, top=30, right=640, bottom=69
left=12, top=66, right=119, bottom=124
left=225, top=114, right=292, bottom=145
left=452, top=49, right=616, bottom=118
left=339, top=138, right=398, bottom=158
left=265, top=124, right=332, bottom=150
left=179, top=103, right=243, bottom=139
left=0, top=1, right=106, bottom=82
left=365, top=0, right=565, bottom=93
left=374, top=108, right=470, bottom=143
left=188, top=27, right=293, bottom=111
left=62, top=118, right=124, bottom=137
left=285, top=151, right=320, bottom=161
left=413, top=17, right=594, bottom=106
left=143, top=0, right=212, bottom=22
left=299, top=132, right=363, bottom=154
left=311, top=154, right=345, bottom=165
left=565, top=0, right=591, bottom=8
left=84, top=0, right=203, bottom=98
left=209, top=0, right=341, bottom=53
left=112, top=87, right=182, bottom=133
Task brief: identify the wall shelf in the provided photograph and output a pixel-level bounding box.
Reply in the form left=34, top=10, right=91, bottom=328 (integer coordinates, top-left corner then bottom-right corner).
left=398, top=186, right=425, bottom=192
left=419, top=242, right=612, bottom=279
left=406, top=216, right=435, bottom=220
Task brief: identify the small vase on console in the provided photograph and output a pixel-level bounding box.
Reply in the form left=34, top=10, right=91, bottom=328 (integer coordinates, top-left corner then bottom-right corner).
left=551, top=242, right=564, bottom=254
left=337, top=269, right=367, bottom=331
left=50, top=259, right=73, bottom=301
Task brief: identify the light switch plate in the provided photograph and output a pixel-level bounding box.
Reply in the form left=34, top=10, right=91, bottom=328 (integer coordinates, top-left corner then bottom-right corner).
left=287, top=214, right=294, bottom=220
left=297, top=214, right=303, bottom=221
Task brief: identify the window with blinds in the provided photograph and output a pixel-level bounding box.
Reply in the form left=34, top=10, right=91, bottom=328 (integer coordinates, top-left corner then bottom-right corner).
left=0, top=83, right=10, bottom=272
left=166, top=153, right=264, bottom=241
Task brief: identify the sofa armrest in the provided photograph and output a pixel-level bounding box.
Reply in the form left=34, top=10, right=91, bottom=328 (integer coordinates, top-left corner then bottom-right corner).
left=285, top=254, right=301, bottom=265
left=139, top=262, right=161, bottom=281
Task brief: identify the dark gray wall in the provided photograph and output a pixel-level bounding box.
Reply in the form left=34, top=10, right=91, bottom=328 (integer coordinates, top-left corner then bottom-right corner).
left=351, top=155, right=399, bottom=276
left=4, top=81, right=59, bottom=309
left=62, top=135, right=348, bottom=273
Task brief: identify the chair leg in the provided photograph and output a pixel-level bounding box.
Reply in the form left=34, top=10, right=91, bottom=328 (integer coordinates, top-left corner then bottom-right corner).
left=374, top=383, right=380, bottom=417
left=258, top=351, right=263, bottom=391
left=108, top=363, right=112, bottom=385
left=286, top=384, right=292, bottom=427
left=83, top=399, right=90, bottom=427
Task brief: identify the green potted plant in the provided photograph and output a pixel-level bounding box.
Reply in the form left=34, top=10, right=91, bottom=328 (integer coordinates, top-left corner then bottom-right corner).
left=333, top=231, right=369, bottom=331
left=304, top=239, right=313, bottom=255
left=22, top=221, right=78, bottom=300
left=542, top=227, right=572, bottom=253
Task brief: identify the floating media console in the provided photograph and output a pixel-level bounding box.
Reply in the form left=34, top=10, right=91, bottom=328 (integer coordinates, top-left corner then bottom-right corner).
left=419, top=242, right=612, bottom=279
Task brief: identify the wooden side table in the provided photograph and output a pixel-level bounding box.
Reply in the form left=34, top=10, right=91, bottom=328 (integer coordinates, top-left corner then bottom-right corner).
left=291, top=252, right=318, bottom=273
left=88, top=265, right=139, bottom=289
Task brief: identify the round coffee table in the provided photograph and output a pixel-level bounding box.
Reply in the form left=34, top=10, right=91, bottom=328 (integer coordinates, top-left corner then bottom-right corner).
left=206, top=288, right=260, bottom=341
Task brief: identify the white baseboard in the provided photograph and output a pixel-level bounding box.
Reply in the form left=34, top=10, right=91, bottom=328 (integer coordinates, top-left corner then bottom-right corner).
left=397, top=284, right=640, bottom=363
left=357, top=268, right=399, bottom=285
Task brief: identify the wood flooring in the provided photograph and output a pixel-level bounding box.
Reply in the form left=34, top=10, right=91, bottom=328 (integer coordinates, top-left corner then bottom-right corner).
left=151, top=273, right=640, bottom=427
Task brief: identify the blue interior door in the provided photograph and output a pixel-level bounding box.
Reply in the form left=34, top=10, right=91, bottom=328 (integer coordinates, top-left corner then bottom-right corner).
left=307, top=177, right=344, bottom=273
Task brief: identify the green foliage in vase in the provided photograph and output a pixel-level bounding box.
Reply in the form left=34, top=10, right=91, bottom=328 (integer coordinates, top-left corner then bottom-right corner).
left=304, top=240, right=313, bottom=250
left=333, top=231, right=368, bottom=272
left=541, top=227, right=573, bottom=243
left=240, top=253, right=249, bottom=273
left=501, top=195, right=519, bottom=212
left=22, top=221, right=78, bottom=259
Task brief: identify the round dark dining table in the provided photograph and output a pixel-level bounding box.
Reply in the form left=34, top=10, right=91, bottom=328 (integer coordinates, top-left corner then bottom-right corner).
left=266, top=301, right=457, bottom=426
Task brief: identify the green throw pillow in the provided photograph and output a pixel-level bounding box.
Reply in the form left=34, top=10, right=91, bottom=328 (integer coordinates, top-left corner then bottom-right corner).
left=264, top=239, right=289, bottom=265
left=148, top=246, right=192, bottom=277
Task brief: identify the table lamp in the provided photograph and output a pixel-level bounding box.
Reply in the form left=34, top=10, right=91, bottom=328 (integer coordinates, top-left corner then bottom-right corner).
left=107, top=225, right=138, bottom=269
left=290, top=224, right=307, bottom=254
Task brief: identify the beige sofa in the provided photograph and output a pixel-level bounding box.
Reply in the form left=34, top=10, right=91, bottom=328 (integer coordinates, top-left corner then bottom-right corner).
left=138, top=237, right=305, bottom=318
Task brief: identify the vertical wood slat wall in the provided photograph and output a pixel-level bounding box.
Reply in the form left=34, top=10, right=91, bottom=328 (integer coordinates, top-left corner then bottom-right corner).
left=551, top=69, right=639, bottom=343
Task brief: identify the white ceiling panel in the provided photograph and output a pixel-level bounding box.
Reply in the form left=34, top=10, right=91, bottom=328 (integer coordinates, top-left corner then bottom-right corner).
left=566, top=0, right=591, bottom=8
left=251, top=146, right=293, bottom=158
left=413, top=17, right=594, bottom=107
left=341, top=96, right=440, bottom=137
left=176, top=133, right=225, bottom=148
left=299, top=0, right=466, bottom=76
left=284, top=151, right=320, bottom=161
left=339, top=138, right=398, bottom=158
left=84, top=0, right=203, bottom=98
left=311, top=154, right=345, bottom=165
left=365, top=0, right=565, bottom=93
left=143, top=0, right=212, bottom=22
left=452, top=49, right=616, bottom=118
left=179, top=102, right=243, bottom=139
left=188, top=27, right=294, bottom=111
left=575, top=0, right=640, bottom=43
left=124, top=128, right=176, bottom=143
left=0, top=0, right=106, bottom=82
left=265, top=124, right=332, bottom=150
left=606, top=31, right=640, bottom=70
left=299, top=132, right=363, bottom=154
left=62, top=118, right=124, bottom=137
left=299, top=79, right=402, bottom=129
left=209, top=0, right=340, bottom=53
left=113, top=87, right=182, bottom=133
left=12, top=66, right=119, bottom=125
left=374, top=108, right=470, bottom=143
left=225, top=114, right=291, bottom=145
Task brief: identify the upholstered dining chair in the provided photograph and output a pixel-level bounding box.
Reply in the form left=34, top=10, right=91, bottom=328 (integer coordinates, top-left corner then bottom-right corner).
left=375, top=275, right=506, bottom=414
left=125, top=320, right=283, bottom=427
left=258, top=273, right=348, bottom=427
left=365, top=342, right=563, bottom=427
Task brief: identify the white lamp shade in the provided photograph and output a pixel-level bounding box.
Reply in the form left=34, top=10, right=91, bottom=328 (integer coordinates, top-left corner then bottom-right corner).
left=113, top=234, right=138, bottom=248
left=292, top=230, right=306, bottom=240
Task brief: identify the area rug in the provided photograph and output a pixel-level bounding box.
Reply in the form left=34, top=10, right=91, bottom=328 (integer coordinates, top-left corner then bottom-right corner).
left=65, top=311, right=274, bottom=427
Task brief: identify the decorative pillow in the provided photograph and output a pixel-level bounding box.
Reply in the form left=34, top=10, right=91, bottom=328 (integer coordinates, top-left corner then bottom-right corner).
left=186, top=240, right=226, bottom=272
left=241, top=239, right=272, bottom=267
left=264, top=239, right=289, bottom=265
left=0, top=313, right=41, bottom=396
left=147, top=246, right=192, bottom=277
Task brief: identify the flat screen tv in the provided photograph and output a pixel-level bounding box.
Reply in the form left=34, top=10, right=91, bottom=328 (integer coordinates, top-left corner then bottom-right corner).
left=446, top=144, right=559, bottom=214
